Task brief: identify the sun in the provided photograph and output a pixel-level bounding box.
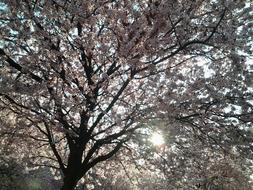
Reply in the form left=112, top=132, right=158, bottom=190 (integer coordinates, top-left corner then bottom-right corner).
left=150, top=132, right=165, bottom=146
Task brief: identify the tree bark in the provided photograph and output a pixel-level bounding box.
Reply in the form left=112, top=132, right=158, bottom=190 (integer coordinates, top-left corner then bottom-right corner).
left=60, top=175, right=79, bottom=190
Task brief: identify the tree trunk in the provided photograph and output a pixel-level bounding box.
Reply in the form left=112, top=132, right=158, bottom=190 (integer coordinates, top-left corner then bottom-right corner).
left=60, top=145, right=84, bottom=190
left=60, top=175, right=79, bottom=190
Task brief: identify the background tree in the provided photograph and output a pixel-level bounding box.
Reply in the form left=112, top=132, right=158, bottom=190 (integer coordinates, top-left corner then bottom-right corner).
left=0, top=0, right=253, bottom=189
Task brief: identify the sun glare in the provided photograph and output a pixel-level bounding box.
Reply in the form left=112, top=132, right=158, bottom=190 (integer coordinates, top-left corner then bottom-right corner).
left=150, top=132, right=165, bottom=146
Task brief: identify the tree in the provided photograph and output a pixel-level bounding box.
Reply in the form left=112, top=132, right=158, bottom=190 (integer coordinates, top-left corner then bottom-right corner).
left=75, top=115, right=253, bottom=190
left=129, top=119, right=253, bottom=190
left=0, top=0, right=253, bottom=189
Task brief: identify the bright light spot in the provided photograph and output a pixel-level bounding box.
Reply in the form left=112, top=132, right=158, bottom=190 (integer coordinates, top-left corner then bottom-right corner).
left=150, top=132, right=165, bottom=146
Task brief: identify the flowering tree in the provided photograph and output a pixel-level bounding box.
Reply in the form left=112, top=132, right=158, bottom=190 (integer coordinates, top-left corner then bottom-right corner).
left=0, top=0, right=253, bottom=189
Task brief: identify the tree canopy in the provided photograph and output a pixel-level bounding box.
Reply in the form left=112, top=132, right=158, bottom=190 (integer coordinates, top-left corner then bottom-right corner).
left=0, top=0, right=253, bottom=189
